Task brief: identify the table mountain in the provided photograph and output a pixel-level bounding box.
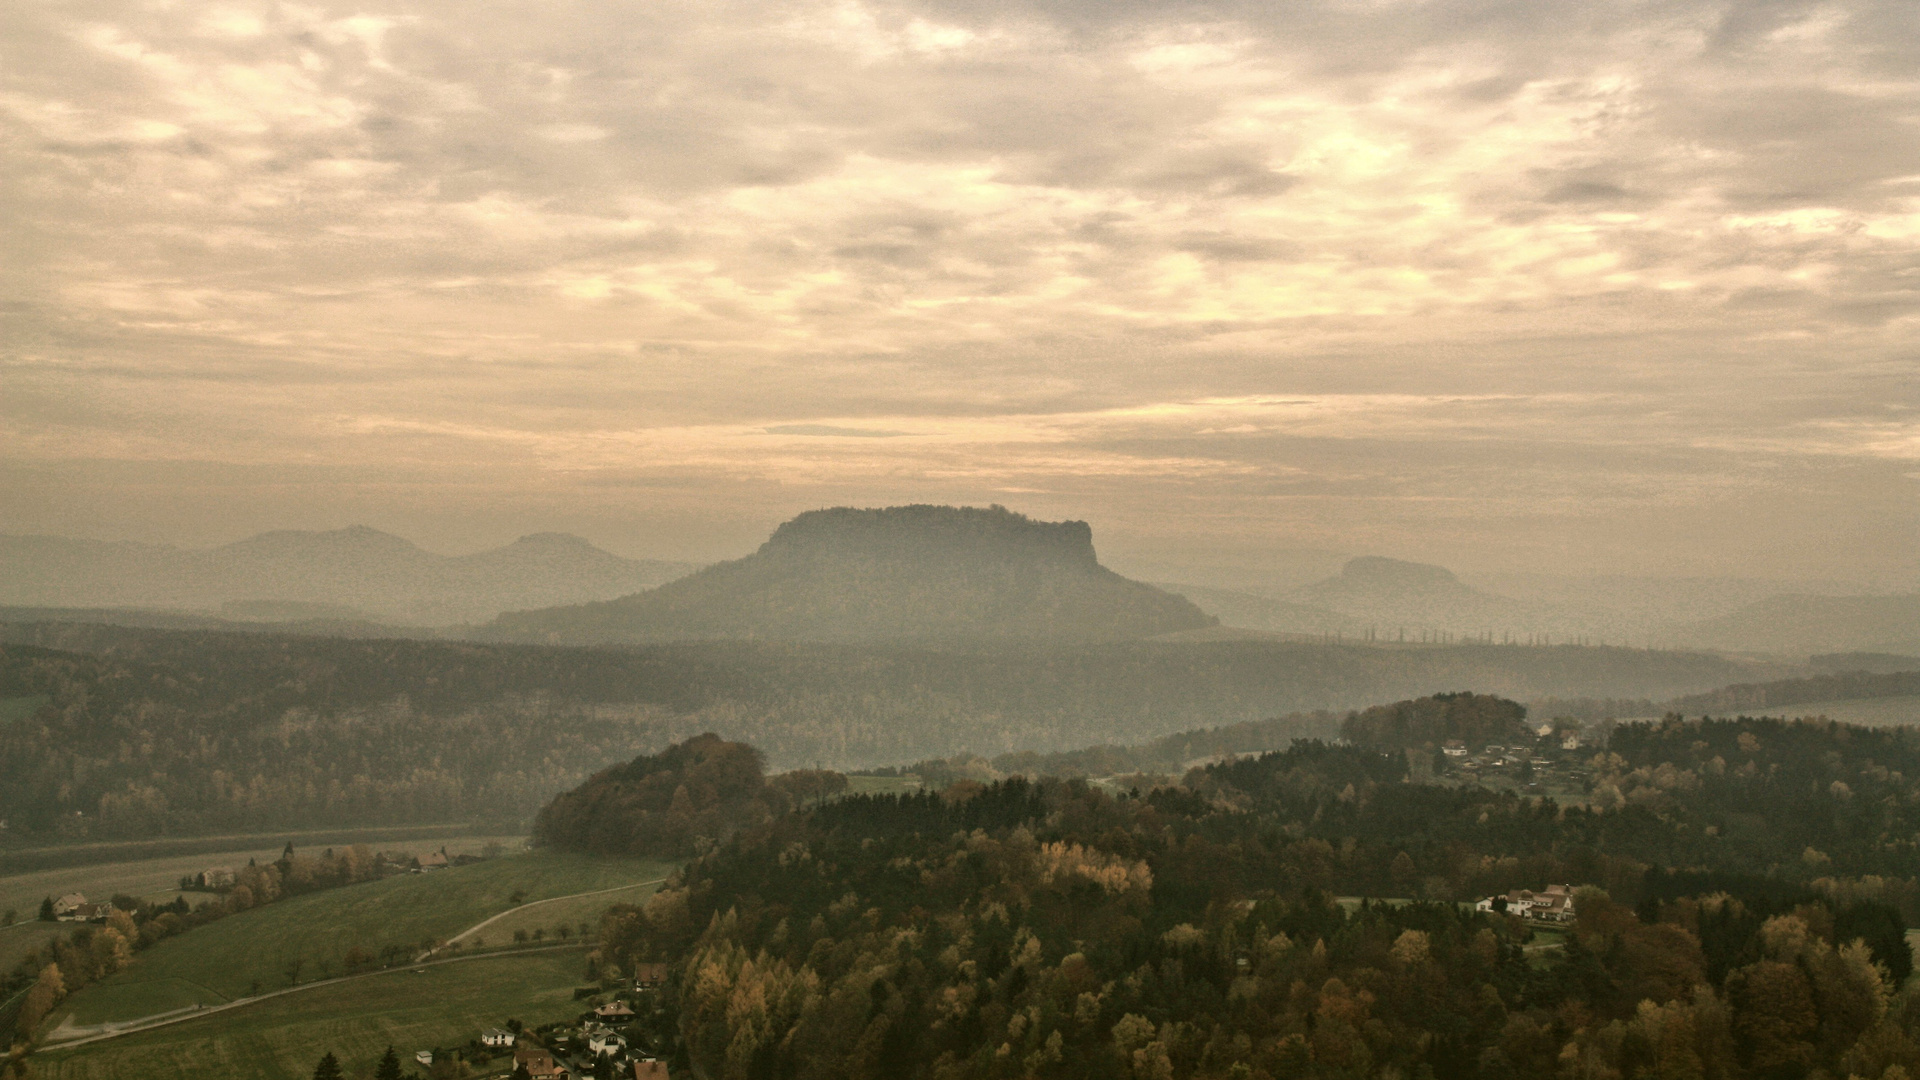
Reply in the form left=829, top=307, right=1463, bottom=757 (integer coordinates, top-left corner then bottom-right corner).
left=487, top=504, right=1215, bottom=644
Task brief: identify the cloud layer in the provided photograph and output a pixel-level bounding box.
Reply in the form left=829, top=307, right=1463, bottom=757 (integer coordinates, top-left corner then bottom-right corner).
left=2, top=0, right=1916, bottom=578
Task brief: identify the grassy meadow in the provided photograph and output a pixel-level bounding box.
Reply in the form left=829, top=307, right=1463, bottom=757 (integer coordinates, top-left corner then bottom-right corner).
left=0, top=834, right=528, bottom=925
left=49, top=851, right=670, bottom=1028
left=0, top=920, right=64, bottom=975
left=0, top=694, right=48, bottom=726
left=36, top=950, right=592, bottom=1080
left=465, top=877, right=669, bottom=948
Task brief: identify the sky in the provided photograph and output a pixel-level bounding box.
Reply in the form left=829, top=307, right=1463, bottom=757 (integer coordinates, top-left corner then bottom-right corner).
left=2, top=0, right=1916, bottom=583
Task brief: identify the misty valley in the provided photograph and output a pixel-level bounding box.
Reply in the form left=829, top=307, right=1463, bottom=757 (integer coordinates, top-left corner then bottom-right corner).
left=0, top=506, right=1915, bottom=1080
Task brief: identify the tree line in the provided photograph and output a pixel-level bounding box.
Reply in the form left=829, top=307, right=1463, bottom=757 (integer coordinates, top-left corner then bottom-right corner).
left=582, top=707, right=1917, bottom=1080
left=0, top=620, right=1775, bottom=843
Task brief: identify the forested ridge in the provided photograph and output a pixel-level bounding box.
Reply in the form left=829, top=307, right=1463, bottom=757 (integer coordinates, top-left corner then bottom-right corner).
left=0, top=623, right=1782, bottom=841
left=598, top=713, right=1920, bottom=1080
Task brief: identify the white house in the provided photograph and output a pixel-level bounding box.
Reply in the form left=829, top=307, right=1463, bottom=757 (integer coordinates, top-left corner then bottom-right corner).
left=482, top=1028, right=516, bottom=1048
left=415, top=1051, right=433, bottom=1065
left=1476, top=884, right=1577, bottom=922
left=589, top=1030, right=627, bottom=1056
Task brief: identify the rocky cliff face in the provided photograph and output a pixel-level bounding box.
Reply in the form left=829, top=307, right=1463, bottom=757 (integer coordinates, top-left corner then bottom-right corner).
left=489, top=505, right=1214, bottom=645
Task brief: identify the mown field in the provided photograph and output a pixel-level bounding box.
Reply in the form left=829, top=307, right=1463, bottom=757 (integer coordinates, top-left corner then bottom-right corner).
left=37, top=950, right=591, bottom=1080
left=464, top=877, right=669, bottom=948
left=48, top=851, right=670, bottom=1028
left=0, top=834, right=527, bottom=924
left=0, top=920, right=63, bottom=975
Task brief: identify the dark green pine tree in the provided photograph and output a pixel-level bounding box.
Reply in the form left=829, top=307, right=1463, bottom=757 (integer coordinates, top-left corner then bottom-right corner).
left=312, top=1052, right=343, bottom=1080
left=38, top=896, right=55, bottom=922
left=376, top=1046, right=404, bottom=1080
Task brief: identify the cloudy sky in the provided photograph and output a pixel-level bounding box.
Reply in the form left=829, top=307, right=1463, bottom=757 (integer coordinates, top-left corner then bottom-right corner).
left=2, top=0, right=1916, bottom=582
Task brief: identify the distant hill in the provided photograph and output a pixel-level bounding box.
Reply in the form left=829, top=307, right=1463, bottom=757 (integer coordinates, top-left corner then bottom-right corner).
left=0, top=527, right=695, bottom=625
left=1665, top=668, right=1920, bottom=717
left=1811, top=651, right=1920, bottom=674
left=1152, top=582, right=1359, bottom=637
left=488, top=505, right=1216, bottom=644
left=1674, top=593, right=1920, bottom=656
left=1291, top=556, right=1528, bottom=633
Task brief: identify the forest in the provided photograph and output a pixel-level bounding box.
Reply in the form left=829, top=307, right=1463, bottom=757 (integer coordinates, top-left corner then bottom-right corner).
left=534, top=735, right=847, bottom=858
left=589, top=710, right=1920, bottom=1080
left=0, top=622, right=1778, bottom=841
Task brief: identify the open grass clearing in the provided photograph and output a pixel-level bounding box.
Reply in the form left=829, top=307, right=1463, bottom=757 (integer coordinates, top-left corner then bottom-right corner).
left=50, top=851, right=668, bottom=1028
left=36, top=950, right=591, bottom=1080
left=845, top=775, right=923, bottom=796
left=0, top=694, right=48, bottom=725
left=0, top=919, right=64, bottom=973
left=0, top=824, right=514, bottom=877
left=464, top=878, right=666, bottom=948
left=0, top=833, right=527, bottom=926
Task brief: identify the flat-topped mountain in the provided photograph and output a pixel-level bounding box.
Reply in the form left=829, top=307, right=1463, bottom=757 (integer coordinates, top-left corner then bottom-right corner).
left=0, top=527, right=695, bottom=625
left=487, top=504, right=1216, bottom=644
left=1292, top=555, right=1526, bottom=632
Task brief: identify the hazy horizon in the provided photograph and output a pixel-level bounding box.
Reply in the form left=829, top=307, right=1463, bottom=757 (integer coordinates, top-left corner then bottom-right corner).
left=4, top=0, right=1916, bottom=585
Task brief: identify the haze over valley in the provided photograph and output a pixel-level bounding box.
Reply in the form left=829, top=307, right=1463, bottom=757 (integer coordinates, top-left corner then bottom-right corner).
left=4, top=0, right=1918, bottom=1074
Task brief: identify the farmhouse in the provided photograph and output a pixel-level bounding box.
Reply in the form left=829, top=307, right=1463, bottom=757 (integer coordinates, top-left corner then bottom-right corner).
left=1475, top=883, right=1577, bottom=922
left=516, top=1046, right=570, bottom=1079
left=594, top=1000, right=636, bottom=1021
left=199, top=867, right=236, bottom=889
left=52, top=893, right=87, bottom=918
left=633, top=963, right=669, bottom=990
left=481, top=1028, right=516, bottom=1047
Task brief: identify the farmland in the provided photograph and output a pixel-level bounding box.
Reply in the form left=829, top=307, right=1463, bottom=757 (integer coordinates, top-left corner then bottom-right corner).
left=458, top=877, right=669, bottom=948
left=0, top=833, right=527, bottom=924
left=35, top=950, right=592, bottom=1080
left=47, top=851, right=670, bottom=1028
left=0, top=920, right=63, bottom=975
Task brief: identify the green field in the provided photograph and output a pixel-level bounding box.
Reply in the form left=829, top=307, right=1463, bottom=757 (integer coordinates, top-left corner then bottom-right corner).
left=0, top=694, right=48, bottom=725
left=37, top=950, right=593, bottom=1080
left=50, top=851, right=669, bottom=1029
left=0, top=834, right=528, bottom=927
left=466, top=878, right=668, bottom=948
left=0, top=919, right=65, bottom=974
left=845, top=775, right=923, bottom=796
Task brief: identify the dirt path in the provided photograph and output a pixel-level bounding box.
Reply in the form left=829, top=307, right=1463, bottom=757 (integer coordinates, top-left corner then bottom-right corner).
left=422, top=877, right=667, bottom=959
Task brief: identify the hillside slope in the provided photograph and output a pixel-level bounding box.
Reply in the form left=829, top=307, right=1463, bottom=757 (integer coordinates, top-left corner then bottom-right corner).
left=0, top=528, right=693, bottom=625
left=1674, top=593, right=1920, bottom=656
left=489, top=505, right=1216, bottom=644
